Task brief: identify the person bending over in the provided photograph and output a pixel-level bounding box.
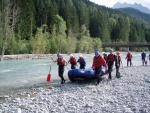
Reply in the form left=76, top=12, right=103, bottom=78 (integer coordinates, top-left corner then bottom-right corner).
left=77, top=55, right=86, bottom=69
left=92, top=51, right=107, bottom=85
left=68, top=54, right=77, bottom=69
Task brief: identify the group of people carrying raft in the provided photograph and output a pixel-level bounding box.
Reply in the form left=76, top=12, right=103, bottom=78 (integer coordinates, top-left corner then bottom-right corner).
left=51, top=49, right=149, bottom=85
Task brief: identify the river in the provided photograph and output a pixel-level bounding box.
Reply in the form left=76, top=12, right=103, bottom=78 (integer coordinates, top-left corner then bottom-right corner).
left=0, top=52, right=147, bottom=95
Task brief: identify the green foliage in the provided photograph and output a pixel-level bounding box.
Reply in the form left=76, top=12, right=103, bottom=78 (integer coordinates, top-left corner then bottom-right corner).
left=120, top=8, right=150, bottom=23
left=1, top=0, right=150, bottom=55
left=49, top=37, right=58, bottom=54
left=0, top=34, right=2, bottom=53
left=54, top=14, right=67, bottom=35
left=66, top=36, right=77, bottom=54
left=18, top=41, right=30, bottom=54
left=76, top=36, right=102, bottom=53
left=5, top=37, right=18, bottom=54
left=18, top=0, right=35, bottom=40
left=31, top=27, right=48, bottom=54
left=92, top=38, right=102, bottom=52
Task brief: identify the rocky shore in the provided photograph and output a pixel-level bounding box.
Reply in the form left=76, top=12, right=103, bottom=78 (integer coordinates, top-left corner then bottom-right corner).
left=1, top=53, right=84, bottom=61
left=0, top=66, right=150, bottom=113
left=1, top=54, right=53, bottom=60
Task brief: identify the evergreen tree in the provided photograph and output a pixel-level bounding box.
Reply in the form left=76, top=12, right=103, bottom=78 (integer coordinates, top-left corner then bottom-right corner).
left=19, top=0, right=35, bottom=40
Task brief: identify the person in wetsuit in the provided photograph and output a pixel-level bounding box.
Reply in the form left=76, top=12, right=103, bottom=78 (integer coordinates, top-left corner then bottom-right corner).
left=68, top=54, right=77, bottom=69
left=115, top=51, right=123, bottom=78
left=106, top=49, right=115, bottom=80
left=77, top=55, right=86, bottom=69
left=51, top=53, right=67, bottom=84
left=92, top=51, right=108, bottom=85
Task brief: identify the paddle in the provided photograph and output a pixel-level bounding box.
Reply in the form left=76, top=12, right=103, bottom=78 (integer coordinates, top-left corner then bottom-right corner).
left=46, top=65, right=51, bottom=82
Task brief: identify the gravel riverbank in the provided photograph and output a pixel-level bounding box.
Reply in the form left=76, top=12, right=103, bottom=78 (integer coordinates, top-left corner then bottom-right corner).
left=0, top=66, right=150, bottom=113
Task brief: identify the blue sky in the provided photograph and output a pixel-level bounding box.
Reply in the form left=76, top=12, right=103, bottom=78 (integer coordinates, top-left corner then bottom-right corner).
left=90, top=0, right=150, bottom=9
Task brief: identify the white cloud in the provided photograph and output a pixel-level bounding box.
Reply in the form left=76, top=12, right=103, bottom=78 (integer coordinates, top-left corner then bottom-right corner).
left=90, top=0, right=150, bottom=9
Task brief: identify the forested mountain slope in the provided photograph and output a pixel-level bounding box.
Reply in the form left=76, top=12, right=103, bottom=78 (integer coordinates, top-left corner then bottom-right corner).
left=0, top=0, right=150, bottom=58
left=113, top=2, right=150, bottom=14
left=119, top=8, right=150, bottom=23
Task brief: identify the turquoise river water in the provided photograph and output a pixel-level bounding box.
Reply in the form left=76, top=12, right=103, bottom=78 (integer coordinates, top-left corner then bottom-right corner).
left=0, top=53, right=146, bottom=94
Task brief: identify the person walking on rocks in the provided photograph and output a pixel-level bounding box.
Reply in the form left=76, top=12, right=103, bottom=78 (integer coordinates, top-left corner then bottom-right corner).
left=125, top=51, right=132, bottom=66
left=115, top=51, right=123, bottom=78
left=106, top=49, right=115, bottom=80
left=141, top=50, right=146, bottom=66
left=51, top=53, right=67, bottom=84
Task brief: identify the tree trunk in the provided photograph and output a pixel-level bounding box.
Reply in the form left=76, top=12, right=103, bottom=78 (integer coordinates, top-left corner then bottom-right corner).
left=0, top=0, right=11, bottom=61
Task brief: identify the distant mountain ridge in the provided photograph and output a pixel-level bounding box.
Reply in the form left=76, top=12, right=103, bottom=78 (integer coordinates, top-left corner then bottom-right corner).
left=112, top=2, right=150, bottom=14
left=119, top=8, right=150, bottom=23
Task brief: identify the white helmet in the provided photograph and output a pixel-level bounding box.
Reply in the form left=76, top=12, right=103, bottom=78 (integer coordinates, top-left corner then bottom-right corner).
left=79, top=55, right=83, bottom=57
left=70, top=54, right=73, bottom=57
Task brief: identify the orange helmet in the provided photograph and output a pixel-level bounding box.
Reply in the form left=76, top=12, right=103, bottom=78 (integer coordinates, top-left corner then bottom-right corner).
left=116, top=51, right=120, bottom=55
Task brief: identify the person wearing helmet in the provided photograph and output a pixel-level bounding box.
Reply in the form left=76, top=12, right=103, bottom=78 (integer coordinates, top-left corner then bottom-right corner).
left=92, top=51, right=108, bottom=85
left=115, top=51, right=123, bottom=78
left=106, top=49, right=115, bottom=80
left=141, top=50, right=146, bottom=66
left=77, top=55, right=86, bottom=69
left=125, top=51, right=132, bottom=66
left=68, top=54, right=77, bottom=69
left=51, top=53, right=67, bottom=84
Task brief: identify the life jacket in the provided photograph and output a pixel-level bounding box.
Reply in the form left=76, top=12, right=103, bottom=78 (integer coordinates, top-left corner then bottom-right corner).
left=118, top=56, right=121, bottom=62
left=93, top=55, right=102, bottom=67
left=115, top=55, right=121, bottom=64
left=57, top=57, right=65, bottom=65
left=126, top=53, right=132, bottom=59
left=78, top=58, right=84, bottom=64
left=107, top=54, right=115, bottom=62
left=141, top=52, right=146, bottom=59
left=70, top=57, right=77, bottom=64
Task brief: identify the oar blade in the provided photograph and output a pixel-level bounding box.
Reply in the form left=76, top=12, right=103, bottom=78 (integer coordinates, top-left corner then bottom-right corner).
left=46, top=73, right=51, bottom=82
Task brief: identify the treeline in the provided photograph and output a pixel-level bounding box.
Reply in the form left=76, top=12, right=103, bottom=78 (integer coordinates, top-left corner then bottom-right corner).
left=0, top=0, right=150, bottom=60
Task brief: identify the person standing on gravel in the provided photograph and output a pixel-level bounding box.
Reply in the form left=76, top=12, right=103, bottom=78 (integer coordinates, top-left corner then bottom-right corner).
left=141, top=50, right=146, bottom=66
left=51, top=53, right=67, bottom=84
left=115, top=51, right=123, bottom=78
left=125, top=51, right=132, bottom=66
left=106, top=49, right=115, bottom=80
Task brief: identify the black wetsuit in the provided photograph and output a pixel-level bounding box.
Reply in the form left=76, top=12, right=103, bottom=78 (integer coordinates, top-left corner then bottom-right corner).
left=58, top=65, right=65, bottom=84
left=107, top=54, right=115, bottom=79
left=94, top=67, right=102, bottom=84
left=71, top=63, right=76, bottom=69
